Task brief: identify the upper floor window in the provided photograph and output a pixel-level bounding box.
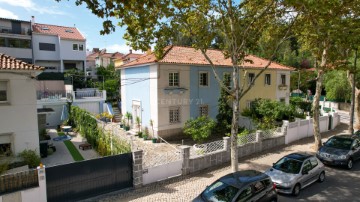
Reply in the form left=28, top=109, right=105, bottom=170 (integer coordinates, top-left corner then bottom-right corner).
left=246, top=100, right=255, bottom=109
left=199, top=105, right=209, bottom=117
left=169, top=107, right=180, bottom=124
left=265, top=74, right=271, bottom=85
left=248, top=73, right=255, bottom=85
left=73, top=43, right=84, bottom=51
left=199, top=72, right=209, bottom=87
left=0, top=38, right=31, bottom=49
left=0, top=81, right=8, bottom=103
left=73, top=44, right=78, bottom=51
left=169, top=72, right=179, bottom=87
left=39, top=43, right=55, bottom=51
left=281, top=74, right=286, bottom=85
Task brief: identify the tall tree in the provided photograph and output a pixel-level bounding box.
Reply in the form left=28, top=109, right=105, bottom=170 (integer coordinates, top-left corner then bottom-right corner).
left=60, top=0, right=297, bottom=171
left=287, top=0, right=360, bottom=150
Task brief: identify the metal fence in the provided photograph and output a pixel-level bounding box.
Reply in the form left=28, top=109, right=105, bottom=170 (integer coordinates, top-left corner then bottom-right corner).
left=190, top=140, right=225, bottom=158
left=261, top=128, right=280, bottom=139
left=0, top=169, right=39, bottom=195
left=143, top=150, right=182, bottom=169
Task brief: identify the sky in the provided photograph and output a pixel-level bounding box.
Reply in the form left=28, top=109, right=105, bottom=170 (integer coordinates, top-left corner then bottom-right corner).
left=0, top=0, right=143, bottom=54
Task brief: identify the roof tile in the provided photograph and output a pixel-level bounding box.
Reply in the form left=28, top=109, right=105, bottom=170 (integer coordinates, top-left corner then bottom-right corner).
left=0, top=53, right=44, bottom=71
left=121, top=46, right=294, bottom=70
left=32, top=23, right=85, bottom=41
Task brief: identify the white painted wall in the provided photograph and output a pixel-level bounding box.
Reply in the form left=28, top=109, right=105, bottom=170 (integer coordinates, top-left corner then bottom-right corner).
left=149, top=64, right=158, bottom=136
left=143, top=160, right=182, bottom=185
left=157, top=64, right=190, bottom=131
left=0, top=47, right=32, bottom=60
left=275, top=71, right=290, bottom=104
left=76, top=102, right=100, bottom=115
left=32, top=34, right=60, bottom=61
left=0, top=72, right=39, bottom=155
left=60, top=39, right=86, bottom=61
left=284, top=113, right=340, bottom=145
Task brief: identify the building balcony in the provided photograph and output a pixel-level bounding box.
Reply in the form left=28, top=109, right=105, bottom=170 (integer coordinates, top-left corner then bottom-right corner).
left=0, top=26, right=31, bottom=35
left=163, top=87, right=188, bottom=95
left=278, top=84, right=288, bottom=90
left=36, top=89, right=106, bottom=103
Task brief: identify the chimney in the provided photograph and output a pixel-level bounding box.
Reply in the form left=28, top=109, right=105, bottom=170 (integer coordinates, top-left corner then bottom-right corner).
left=31, top=16, right=35, bottom=26
left=129, top=49, right=132, bottom=54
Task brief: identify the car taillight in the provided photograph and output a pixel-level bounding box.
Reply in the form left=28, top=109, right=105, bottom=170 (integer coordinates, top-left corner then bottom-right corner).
left=273, top=183, right=276, bottom=190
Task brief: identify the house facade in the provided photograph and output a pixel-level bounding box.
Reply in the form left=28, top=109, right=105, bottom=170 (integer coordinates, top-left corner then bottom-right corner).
left=120, top=46, right=293, bottom=139
left=0, top=18, right=32, bottom=63
left=0, top=53, right=44, bottom=155
left=32, top=17, right=86, bottom=72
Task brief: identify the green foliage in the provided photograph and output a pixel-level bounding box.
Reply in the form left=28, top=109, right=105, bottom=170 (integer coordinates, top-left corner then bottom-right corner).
left=64, top=69, right=87, bottom=89
left=324, top=70, right=351, bottom=102
left=58, top=132, right=84, bottom=161
left=124, top=112, right=132, bottom=127
left=290, top=70, right=317, bottom=93
left=183, top=116, right=216, bottom=143
left=18, top=150, right=41, bottom=169
left=69, top=106, right=131, bottom=156
left=216, top=74, right=232, bottom=134
left=290, top=97, right=312, bottom=112
left=96, top=65, right=120, bottom=101
left=242, top=99, right=304, bottom=130
left=0, top=162, right=8, bottom=175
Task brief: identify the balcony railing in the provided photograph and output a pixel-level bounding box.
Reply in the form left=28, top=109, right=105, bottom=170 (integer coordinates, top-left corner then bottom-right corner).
left=0, top=26, right=31, bottom=35
left=37, top=90, right=106, bottom=102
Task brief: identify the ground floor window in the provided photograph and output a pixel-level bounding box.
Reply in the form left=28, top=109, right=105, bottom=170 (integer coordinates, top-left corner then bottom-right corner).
left=169, top=107, right=180, bottom=124
left=0, top=143, right=11, bottom=156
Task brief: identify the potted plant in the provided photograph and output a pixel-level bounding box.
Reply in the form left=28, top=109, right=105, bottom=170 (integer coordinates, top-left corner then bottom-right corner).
left=150, top=120, right=157, bottom=143
left=120, top=119, right=125, bottom=128
left=135, top=116, right=141, bottom=133
left=137, top=131, right=143, bottom=138
left=124, top=112, right=132, bottom=131
left=143, top=126, right=149, bottom=140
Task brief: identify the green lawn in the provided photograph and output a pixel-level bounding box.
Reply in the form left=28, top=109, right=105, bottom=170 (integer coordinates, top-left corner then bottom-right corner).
left=58, top=132, right=85, bottom=161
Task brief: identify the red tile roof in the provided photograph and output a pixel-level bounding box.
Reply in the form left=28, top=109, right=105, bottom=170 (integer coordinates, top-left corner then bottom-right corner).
left=0, top=53, right=44, bottom=71
left=32, top=23, right=85, bottom=41
left=121, top=46, right=294, bottom=70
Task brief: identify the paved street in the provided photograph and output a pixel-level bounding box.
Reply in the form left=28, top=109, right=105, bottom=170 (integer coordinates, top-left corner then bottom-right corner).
left=85, top=123, right=360, bottom=202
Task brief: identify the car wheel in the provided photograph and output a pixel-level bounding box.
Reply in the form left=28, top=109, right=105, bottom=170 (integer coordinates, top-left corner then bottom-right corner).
left=292, top=184, right=301, bottom=196
left=347, top=159, right=353, bottom=170
left=318, top=171, right=325, bottom=183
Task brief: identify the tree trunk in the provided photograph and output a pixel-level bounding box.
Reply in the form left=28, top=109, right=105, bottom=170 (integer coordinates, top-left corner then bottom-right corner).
left=355, top=89, right=360, bottom=130
left=349, top=49, right=357, bottom=133
left=312, top=48, right=327, bottom=151
left=231, top=65, right=239, bottom=172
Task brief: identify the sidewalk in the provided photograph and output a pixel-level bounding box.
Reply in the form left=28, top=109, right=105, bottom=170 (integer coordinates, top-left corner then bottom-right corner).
left=92, top=123, right=349, bottom=202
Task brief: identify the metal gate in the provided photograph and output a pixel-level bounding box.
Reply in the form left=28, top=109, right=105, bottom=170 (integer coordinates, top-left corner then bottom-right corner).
left=46, top=153, right=133, bottom=202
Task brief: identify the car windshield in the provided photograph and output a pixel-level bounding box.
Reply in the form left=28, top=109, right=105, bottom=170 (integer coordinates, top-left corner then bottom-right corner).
left=324, top=137, right=353, bottom=150
left=202, top=180, right=239, bottom=202
left=273, top=157, right=302, bottom=174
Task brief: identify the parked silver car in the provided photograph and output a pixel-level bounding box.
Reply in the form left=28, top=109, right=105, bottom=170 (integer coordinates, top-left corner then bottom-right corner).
left=265, top=153, right=325, bottom=196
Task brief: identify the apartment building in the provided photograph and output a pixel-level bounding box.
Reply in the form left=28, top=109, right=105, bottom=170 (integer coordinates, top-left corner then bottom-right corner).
left=0, top=18, right=32, bottom=63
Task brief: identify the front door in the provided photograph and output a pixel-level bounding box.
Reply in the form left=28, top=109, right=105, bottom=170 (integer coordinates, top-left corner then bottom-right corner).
left=132, top=100, right=141, bottom=129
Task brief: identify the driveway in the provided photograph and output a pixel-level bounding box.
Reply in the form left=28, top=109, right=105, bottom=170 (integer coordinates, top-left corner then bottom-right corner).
left=88, top=123, right=358, bottom=202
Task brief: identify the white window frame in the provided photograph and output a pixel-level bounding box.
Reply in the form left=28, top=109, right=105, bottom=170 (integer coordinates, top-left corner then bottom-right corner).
left=248, top=73, right=255, bottom=85
left=169, top=72, right=179, bottom=87
left=0, top=80, right=9, bottom=104
left=246, top=100, right=255, bottom=109
left=281, top=74, right=286, bottom=85
left=169, top=107, right=180, bottom=124
left=199, top=105, right=209, bottom=117
left=199, top=71, right=209, bottom=87
left=72, top=43, right=78, bottom=51
left=265, top=74, right=271, bottom=85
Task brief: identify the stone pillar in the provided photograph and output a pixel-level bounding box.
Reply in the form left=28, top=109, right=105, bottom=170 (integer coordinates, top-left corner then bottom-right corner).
left=37, top=165, right=47, bottom=202
left=180, top=145, right=191, bottom=175
left=223, top=137, right=231, bottom=162
left=132, top=150, right=143, bottom=188
left=256, top=130, right=263, bottom=152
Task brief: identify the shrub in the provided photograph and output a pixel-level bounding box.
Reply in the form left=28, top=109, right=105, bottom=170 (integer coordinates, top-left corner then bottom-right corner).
left=18, top=150, right=41, bottom=169
left=183, top=116, right=216, bottom=143
left=0, top=162, right=9, bottom=175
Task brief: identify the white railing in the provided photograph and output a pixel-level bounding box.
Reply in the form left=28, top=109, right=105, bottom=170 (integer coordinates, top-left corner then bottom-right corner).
left=261, top=128, right=280, bottom=139
left=37, top=90, right=106, bottom=101
left=190, top=140, right=225, bottom=158
left=238, top=132, right=257, bottom=146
